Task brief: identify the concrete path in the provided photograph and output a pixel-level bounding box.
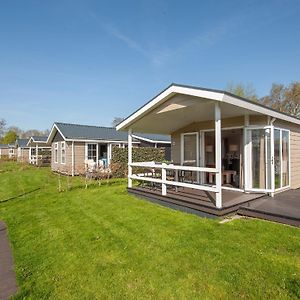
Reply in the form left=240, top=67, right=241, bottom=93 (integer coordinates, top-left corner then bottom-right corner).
left=0, top=221, right=18, bottom=300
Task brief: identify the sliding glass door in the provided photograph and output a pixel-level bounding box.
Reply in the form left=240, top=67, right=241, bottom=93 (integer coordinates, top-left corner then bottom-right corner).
left=274, top=129, right=290, bottom=190
left=245, top=127, right=272, bottom=192
left=245, top=127, right=290, bottom=193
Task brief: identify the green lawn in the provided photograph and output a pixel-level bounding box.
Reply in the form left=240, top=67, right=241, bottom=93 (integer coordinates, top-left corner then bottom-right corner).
left=0, top=161, right=299, bottom=299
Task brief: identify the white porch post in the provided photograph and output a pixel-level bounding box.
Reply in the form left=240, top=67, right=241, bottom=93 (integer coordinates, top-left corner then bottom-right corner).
left=36, top=144, right=38, bottom=165
left=29, top=147, right=31, bottom=163
left=128, top=128, right=133, bottom=188
left=215, top=102, right=222, bottom=208
left=107, top=144, right=112, bottom=165
left=161, top=163, right=167, bottom=196
left=243, top=114, right=249, bottom=191
left=71, top=141, right=75, bottom=177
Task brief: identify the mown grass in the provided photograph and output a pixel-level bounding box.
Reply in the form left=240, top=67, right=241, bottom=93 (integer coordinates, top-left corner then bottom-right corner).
left=0, top=161, right=299, bottom=299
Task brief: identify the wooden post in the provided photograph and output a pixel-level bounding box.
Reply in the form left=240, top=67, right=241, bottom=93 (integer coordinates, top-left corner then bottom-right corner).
left=162, top=162, right=167, bottom=196
left=215, top=102, right=222, bottom=208
left=36, top=144, right=38, bottom=165
left=128, top=129, right=133, bottom=188
left=71, top=141, right=75, bottom=177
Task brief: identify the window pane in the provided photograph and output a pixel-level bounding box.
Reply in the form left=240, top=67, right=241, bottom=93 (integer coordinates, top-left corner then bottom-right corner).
left=250, top=129, right=271, bottom=189
left=274, top=129, right=281, bottom=189
left=88, top=144, right=97, bottom=161
left=282, top=131, right=289, bottom=187
left=183, top=134, right=197, bottom=165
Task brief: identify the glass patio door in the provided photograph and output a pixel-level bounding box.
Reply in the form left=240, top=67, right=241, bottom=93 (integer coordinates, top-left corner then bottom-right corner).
left=274, top=129, right=290, bottom=190
left=245, top=127, right=273, bottom=192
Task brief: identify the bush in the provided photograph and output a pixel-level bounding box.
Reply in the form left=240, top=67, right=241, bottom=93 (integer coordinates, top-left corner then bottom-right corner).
left=110, top=147, right=166, bottom=178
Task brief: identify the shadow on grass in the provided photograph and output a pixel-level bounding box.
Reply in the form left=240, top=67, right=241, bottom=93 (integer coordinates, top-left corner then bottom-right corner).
left=0, top=188, right=41, bottom=204
left=59, top=179, right=126, bottom=193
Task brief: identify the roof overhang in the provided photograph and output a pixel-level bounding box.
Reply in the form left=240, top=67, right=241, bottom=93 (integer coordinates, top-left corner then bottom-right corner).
left=116, top=84, right=300, bottom=134
left=47, top=123, right=66, bottom=144
left=132, top=134, right=171, bottom=144
left=47, top=123, right=138, bottom=144
left=27, top=137, right=49, bottom=146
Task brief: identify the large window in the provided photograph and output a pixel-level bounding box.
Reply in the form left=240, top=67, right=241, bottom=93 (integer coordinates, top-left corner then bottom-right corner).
left=182, top=133, right=198, bottom=166
left=87, top=144, right=97, bottom=162
left=249, top=128, right=271, bottom=190
left=274, top=129, right=281, bottom=189
left=274, top=129, right=290, bottom=189
left=61, top=142, right=66, bottom=164
left=282, top=130, right=289, bottom=187
left=54, top=143, right=58, bottom=163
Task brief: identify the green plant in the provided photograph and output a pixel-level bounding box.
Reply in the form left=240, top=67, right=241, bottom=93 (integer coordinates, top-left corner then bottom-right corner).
left=110, top=146, right=166, bottom=178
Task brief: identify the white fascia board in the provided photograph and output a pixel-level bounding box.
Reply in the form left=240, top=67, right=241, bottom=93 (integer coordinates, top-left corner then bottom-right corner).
left=26, top=137, right=34, bottom=146
left=116, top=85, right=224, bottom=131
left=132, top=134, right=171, bottom=144
left=116, top=85, right=177, bottom=131
left=223, top=94, right=300, bottom=125
left=65, top=138, right=140, bottom=144
left=47, top=123, right=67, bottom=144
left=117, top=84, right=300, bottom=130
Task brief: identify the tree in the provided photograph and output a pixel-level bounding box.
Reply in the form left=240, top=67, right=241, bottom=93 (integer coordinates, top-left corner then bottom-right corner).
left=261, top=83, right=286, bottom=112
left=0, top=118, right=6, bottom=139
left=284, top=82, right=300, bottom=117
left=111, top=117, right=125, bottom=127
left=226, top=82, right=258, bottom=102
left=7, top=126, right=23, bottom=138
left=23, top=129, right=49, bottom=138
left=2, top=130, right=17, bottom=144
left=261, top=82, right=300, bottom=118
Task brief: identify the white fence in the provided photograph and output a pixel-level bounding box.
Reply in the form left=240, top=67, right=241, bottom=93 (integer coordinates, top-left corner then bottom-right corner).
left=129, top=161, right=218, bottom=195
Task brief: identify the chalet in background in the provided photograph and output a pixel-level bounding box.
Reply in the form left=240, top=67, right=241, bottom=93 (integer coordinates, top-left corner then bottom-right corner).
left=15, top=138, right=30, bottom=163
left=27, top=136, right=51, bottom=166
left=47, top=122, right=171, bottom=176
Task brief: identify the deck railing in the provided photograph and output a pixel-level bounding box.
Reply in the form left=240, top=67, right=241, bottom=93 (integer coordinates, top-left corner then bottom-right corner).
left=129, top=161, right=218, bottom=195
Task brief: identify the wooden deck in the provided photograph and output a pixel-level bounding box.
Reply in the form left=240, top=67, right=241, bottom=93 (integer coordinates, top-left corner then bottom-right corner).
left=128, top=186, right=264, bottom=217
left=239, top=189, right=300, bottom=227
left=129, top=185, right=300, bottom=227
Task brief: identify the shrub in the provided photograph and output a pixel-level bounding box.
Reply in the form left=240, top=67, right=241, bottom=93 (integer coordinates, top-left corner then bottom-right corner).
left=110, top=147, right=166, bottom=178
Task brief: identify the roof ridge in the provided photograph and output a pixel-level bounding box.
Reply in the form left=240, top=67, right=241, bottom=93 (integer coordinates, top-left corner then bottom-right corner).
left=55, top=122, right=116, bottom=130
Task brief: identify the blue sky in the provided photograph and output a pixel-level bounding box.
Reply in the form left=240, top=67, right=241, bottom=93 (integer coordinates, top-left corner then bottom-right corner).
left=0, top=0, right=299, bottom=131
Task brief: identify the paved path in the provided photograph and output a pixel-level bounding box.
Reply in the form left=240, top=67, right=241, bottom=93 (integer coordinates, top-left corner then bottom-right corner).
left=0, top=221, right=18, bottom=300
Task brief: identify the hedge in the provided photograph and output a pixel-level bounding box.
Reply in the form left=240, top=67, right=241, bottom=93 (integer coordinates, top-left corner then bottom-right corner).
left=110, top=146, right=166, bottom=178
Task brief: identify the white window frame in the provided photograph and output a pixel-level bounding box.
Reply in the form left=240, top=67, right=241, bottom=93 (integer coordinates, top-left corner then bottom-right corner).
left=85, top=143, right=98, bottom=163
left=244, top=125, right=273, bottom=193
left=54, top=142, right=58, bottom=164
left=61, top=141, right=66, bottom=164
left=180, top=132, right=199, bottom=166
left=273, top=127, right=290, bottom=191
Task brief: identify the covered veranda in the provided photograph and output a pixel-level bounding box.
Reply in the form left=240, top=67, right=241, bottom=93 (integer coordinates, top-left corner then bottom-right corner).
left=27, top=136, right=51, bottom=166
left=117, top=84, right=294, bottom=210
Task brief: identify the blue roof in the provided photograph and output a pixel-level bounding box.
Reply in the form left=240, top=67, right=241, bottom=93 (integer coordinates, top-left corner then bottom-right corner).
left=16, top=138, right=30, bottom=148
left=0, top=144, right=14, bottom=148
left=31, top=136, right=48, bottom=142
left=54, top=122, right=170, bottom=143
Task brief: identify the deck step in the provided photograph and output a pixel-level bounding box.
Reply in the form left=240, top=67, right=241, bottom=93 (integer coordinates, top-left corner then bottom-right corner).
left=238, top=207, right=300, bottom=227
left=128, top=187, right=244, bottom=216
